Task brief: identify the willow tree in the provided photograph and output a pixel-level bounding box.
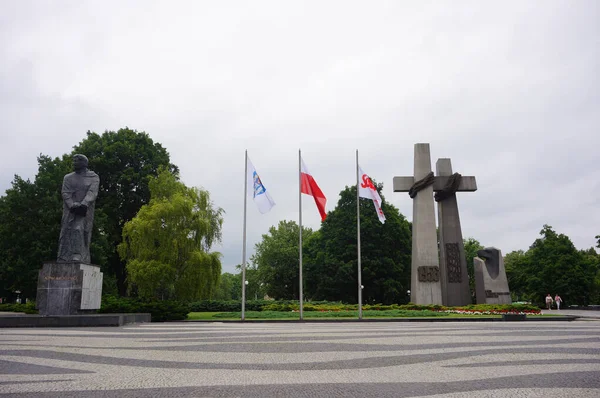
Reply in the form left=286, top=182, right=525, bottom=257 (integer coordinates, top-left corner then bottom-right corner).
left=118, top=169, right=223, bottom=300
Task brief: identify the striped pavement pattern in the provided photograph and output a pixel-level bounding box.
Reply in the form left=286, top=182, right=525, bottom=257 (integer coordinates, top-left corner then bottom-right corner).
left=1, top=321, right=599, bottom=397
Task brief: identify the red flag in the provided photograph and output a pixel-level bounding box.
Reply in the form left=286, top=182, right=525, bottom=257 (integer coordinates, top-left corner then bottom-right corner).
left=300, top=158, right=327, bottom=221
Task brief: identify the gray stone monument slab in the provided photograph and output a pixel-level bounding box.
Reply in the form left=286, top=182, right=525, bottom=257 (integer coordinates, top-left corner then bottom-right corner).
left=394, top=144, right=442, bottom=305
left=394, top=145, right=478, bottom=306
left=435, top=158, right=474, bottom=307
left=36, top=262, right=103, bottom=315
left=474, top=247, right=512, bottom=305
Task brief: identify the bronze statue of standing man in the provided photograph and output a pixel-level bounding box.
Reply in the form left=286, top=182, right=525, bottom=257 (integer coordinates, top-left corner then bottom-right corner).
left=57, top=154, right=100, bottom=263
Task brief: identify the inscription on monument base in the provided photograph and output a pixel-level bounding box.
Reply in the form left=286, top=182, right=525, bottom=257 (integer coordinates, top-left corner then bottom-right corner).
left=418, top=266, right=440, bottom=282
left=36, top=262, right=103, bottom=315
left=485, top=291, right=511, bottom=298
left=445, top=243, right=462, bottom=283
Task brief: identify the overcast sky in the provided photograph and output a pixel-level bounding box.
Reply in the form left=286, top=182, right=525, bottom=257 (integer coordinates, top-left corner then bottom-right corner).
left=1, top=1, right=598, bottom=274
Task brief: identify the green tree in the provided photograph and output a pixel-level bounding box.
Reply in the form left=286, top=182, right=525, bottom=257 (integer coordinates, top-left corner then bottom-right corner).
left=463, top=237, right=484, bottom=300
left=74, top=128, right=178, bottom=296
left=251, top=220, right=313, bottom=300
left=0, top=128, right=173, bottom=300
left=304, top=183, right=412, bottom=304
left=504, top=249, right=531, bottom=302
left=213, top=272, right=241, bottom=300
left=580, top=247, right=600, bottom=305
left=505, top=225, right=599, bottom=306
left=527, top=225, right=597, bottom=306
left=239, top=262, right=266, bottom=301
left=118, top=169, right=223, bottom=300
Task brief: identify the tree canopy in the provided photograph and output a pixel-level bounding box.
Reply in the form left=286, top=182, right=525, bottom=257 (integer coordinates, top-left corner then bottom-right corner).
left=74, top=128, right=178, bottom=295
left=213, top=272, right=242, bottom=301
left=505, top=225, right=599, bottom=306
left=118, top=168, right=223, bottom=300
left=0, top=156, right=67, bottom=299
left=303, top=183, right=412, bottom=304
left=0, top=128, right=176, bottom=300
left=0, top=154, right=112, bottom=299
left=463, top=237, right=484, bottom=300
left=251, top=220, right=313, bottom=300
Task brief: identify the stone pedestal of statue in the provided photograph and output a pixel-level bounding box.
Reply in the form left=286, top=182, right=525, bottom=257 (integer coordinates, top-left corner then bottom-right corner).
left=36, top=262, right=103, bottom=316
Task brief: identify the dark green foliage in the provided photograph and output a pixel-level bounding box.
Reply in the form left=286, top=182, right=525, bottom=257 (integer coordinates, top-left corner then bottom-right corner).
left=185, top=299, right=540, bottom=315
left=0, top=155, right=72, bottom=299
left=240, top=263, right=267, bottom=301
left=580, top=247, right=600, bottom=305
left=0, top=302, right=38, bottom=314
left=98, top=295, right=188, bottom=322
left=188, top=299, right=270, bottom=312
left=0, top=128, right=176, bottom=300
left=264, top=301, right=349, bottom=312
left=463, top=237, right=484, bottom=301
left=212, top=272, right=242, bottom=300
left=74, top=128, right=178, bottom=296
left=251, top=220, right=313, bottom=300
left=211, top=310, right=450, bottom=319
left=304, top=183, right=411, bottom=304
left=505, top=225, right=600, bottom=306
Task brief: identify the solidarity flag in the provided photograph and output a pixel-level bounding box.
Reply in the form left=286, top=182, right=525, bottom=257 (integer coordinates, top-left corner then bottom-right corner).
left=300, top=158, right=327, bottom=221
left=246, top=156, right=275, bottom=214
left=358, top=166, right=386, bottom=224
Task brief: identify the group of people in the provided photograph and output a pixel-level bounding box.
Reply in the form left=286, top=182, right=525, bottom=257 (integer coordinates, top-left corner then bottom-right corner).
left=545, top=294, right=563, bottom=310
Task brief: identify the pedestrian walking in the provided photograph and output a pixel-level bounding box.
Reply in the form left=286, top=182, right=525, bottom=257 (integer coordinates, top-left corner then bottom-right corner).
left=545, top=294, right=553, bottom=310
left=554, top=294, right=562, bottom=310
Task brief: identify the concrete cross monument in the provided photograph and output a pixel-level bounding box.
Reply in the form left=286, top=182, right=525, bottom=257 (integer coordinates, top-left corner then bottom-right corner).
left=393, top=144, right=477, bottom=305
left=434, top=158, right=477, bottom=306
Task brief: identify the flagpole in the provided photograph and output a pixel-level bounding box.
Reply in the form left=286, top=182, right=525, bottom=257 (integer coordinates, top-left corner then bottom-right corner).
left=241, top=150, right=248, bottom=321
left=298, top=149, right=304, bottom=320
left=356, top=150, right=363, bottom=320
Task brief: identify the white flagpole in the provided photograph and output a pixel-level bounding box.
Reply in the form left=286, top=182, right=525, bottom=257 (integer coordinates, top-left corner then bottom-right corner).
left=356, top=150, right=363, bottom=320
left=298, top=149, right=304, bottom=320
left=241, top=150, right=248, bottom=321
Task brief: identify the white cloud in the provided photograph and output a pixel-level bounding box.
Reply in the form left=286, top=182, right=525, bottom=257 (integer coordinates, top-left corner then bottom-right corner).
left=1, top=0, right=599, bottom=273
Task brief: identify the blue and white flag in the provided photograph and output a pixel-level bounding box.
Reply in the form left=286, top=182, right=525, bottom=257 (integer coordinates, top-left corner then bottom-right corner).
left=246, top=156, right=275, bottom=214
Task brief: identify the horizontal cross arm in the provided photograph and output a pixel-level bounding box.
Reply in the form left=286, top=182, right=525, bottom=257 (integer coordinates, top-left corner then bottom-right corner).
left=393, top=176, right=477, bottom=192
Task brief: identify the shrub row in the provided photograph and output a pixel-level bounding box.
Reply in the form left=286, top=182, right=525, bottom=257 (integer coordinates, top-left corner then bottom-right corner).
left=0, top=298, right=540, bottom=320
left=98, top=296, right=188, bottom=322
left=211, top=309, right=450, bottom=319
left=0, top=302, right=38, bottom=314
left=188, top=300, right=272, bottom=312
left=186, top=300, right=541, bottom=314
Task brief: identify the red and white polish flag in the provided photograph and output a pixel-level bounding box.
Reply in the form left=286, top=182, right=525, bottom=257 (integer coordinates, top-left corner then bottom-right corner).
left=358, top=166, right=386, bottom=224
left=300, top=158, right=327, bottom=222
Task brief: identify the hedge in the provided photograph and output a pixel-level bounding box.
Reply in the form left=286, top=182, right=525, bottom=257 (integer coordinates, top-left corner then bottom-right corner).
left=99, top=296, right=188, bottom=322
left=0, top=302, right=38, bottom=314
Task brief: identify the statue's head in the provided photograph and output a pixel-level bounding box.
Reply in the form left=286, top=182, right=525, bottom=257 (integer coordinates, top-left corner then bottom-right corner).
left=73, top=154, right=89, bottom=171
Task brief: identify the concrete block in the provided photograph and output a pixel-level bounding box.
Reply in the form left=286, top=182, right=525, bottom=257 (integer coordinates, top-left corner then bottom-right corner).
left=36, top=262, right=103, bottom=315
left=474, top=247, right=512, bottom=305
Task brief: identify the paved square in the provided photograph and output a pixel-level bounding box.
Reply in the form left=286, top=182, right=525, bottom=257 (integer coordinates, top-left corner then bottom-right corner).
left=1, top=320, right=599, bottom=397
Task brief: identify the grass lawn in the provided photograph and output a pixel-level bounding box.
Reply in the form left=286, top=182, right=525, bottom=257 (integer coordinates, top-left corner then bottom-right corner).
left=185, top=310, right=547, bottom=321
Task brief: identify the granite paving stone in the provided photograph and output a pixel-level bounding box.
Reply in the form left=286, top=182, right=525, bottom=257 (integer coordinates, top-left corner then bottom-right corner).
left=1, top=320, right=599, bottom=397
